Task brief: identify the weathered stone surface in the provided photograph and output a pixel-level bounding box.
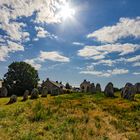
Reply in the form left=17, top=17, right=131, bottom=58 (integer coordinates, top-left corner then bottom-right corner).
left=0, top=87, right=8, bottom=97
left=90, top=83, right=96, bottom=93
left=30, top=88, right=39, bottom=99
left=104, top=82, right=114, bottom=97
left=22, top=90, right=29, bottom=101
left=41, top=87, right=47, bottom=97
left=96, top=83, right=101, bottom=93
left=7, top=95, right=17, bottom=104
left=80, top=80, right=91, bottom=93
left=135, top=83, right=140, bottom=94
left=121, top=83, right=136, bottom=100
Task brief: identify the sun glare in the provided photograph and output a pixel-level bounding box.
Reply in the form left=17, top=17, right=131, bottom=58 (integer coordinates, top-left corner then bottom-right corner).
left=58, top=3, right=75, bottom=20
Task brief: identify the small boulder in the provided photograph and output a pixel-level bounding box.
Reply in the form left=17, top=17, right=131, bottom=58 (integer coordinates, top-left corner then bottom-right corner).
left=30, top=88, right=39, bottom=99
left=90, top=83, right=96, bottom=94
left=22, top=90, right=29, bottom=101
left=104, top=82, right=114, bottom=97
left=41, top=88, right=47, bottom=97
left=0, top=87, right=8, bottom=97
left=7, top=95, right=17, bottom=104
left=135, top=83, right=140, bottom=94
left=121, top=83, right=136, bottom=100
left=96, top=83, right=101, bottom=93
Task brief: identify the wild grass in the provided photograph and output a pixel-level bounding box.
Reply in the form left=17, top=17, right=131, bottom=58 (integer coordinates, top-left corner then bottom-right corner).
left=0, top=93, right=140, bottom=139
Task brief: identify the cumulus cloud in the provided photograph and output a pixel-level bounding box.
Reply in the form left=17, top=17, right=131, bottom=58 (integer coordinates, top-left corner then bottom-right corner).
left=87, top=17, right=140, bottom=43
left=133, top=62, right=140, bottom=67
left=95, top=59, right=115, bottom=66
left=133, top=72, right=140, bottom=75
left=24, top=50, right=70, bottom=70
left=0, top=41, right=24, bottom=61
left=35, top=26, right=49, bottom=38
left=127, top=55, right=140, bottom=62
left=0, top=0, right=66, bottom=61
left=25, top=59, right=41, bottom=70
left=72, top=42, right=84, bottom=46
left=80, top=68, right=129, bottom=77
left=39, top=51, right=70, bottom=62
left=78, top=43, right=139, bottom=60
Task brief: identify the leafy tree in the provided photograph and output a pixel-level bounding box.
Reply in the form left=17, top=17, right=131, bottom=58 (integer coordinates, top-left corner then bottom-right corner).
left=4, top=62, right=39, bottom=96
left=114, top=87, right=121, bottom=92
left=65, top=82, right=71, bottom=89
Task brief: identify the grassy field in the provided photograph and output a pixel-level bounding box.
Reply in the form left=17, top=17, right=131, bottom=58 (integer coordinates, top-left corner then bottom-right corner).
left=0, top=92, right=140, bottom=140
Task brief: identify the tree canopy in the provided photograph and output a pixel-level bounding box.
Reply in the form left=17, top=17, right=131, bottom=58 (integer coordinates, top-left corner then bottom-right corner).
left=4, top=62, right=39, bottom=96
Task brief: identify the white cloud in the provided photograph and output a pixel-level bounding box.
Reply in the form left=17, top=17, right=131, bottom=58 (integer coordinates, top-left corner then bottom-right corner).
left=0, top=0, right=66, bottom=61
left=96, top=59, right=115, bottom=66
left=80, top=68, right=129, bottom=77
left=39, top=51, right=70, bottom=62
left=72, top=42, right=84, bottom=46
left=78, top=45, right=101, bottom=58
left=91, top=55, right=105, bottom=60
left=78, top=43, right=139, bottom=60
left=127, top=55, right=140, bottom=62
left=133, top=62, right=140, bottom=67
left=35, top=26, right=48, bottom=38
left=133, top=72, right=140, bottom=75
left=108, top=68, right=129, bottom=75
left=0, top=41, right=24, bottom=61
left=87, top=17, right=140, bottom=43
left=24, top=50, right=70, bottom=70
left=25, top=59, right=41, bottom=70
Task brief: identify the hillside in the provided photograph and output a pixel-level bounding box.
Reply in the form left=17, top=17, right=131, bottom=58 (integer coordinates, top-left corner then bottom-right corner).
left=0, top=93, right=140, bottom=140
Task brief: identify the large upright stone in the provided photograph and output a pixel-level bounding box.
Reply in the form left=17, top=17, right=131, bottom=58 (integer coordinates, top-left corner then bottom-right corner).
left=22, top=90, right=29, bottom=101
left=90, top=83, right=96, bottom=93
left=41, top=87, right=47, bottom=97
left=104, top=82, right=114, bottom=97
left=135, top=83, right=140, bottom=94
left=7, top=95, right=17, bottom=104
left=121, top=83, right=136, bottom=100
left=30, top=88, right=39, bottom=99
left=0, top=87, right=8, bottom=97
left=96, top=83, right=101, bottom=93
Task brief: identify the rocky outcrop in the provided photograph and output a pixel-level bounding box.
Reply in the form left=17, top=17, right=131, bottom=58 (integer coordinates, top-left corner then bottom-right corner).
left=90, top=83, right=96, bottom=94
left=30, top=88, right=39, bottom=99
left=7, top=95, right=17, bottom=104
left=0, top=87, right=8, bottom=97
left=22, top=90, right=29, bottom=101
left=121, top=83, right=136, bottom=100
left=135, top=83, right=140, bottom=94
left=96, top=83, right=101, bottom=93
left=104, top=82, right=114, bottom=97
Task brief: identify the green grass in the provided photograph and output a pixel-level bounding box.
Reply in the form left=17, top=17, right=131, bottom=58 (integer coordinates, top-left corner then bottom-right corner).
left=0, top=93, right=140, bottom=140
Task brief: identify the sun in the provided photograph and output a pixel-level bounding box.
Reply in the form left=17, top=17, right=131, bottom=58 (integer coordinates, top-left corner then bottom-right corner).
left=57, top=3, right=75, bottom=20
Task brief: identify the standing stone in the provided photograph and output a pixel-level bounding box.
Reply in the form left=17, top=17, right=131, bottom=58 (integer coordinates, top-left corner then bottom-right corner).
left=30, top=88, right=39, bottom=99
left=7, top=95, right=17, bottom=104
left=90, top=83, right=96, bottom=93
left=104, top=82, right=114, bottom=97
left=0, top=87, right=8, bottom=97
left=121, top=83, right=136, bottom=100
left=41, top=87, right=47, bottom=97
left=22, top=90, right=29, bottom=101
left=135, top=83, right=140, bottom=94
left=96, top=83, right=101, bottom=93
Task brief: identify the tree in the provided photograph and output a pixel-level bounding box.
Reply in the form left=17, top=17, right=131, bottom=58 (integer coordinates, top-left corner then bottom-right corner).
left=65, top=82, right=71, bottom=89
left=4, top=62, right=39, bottom=96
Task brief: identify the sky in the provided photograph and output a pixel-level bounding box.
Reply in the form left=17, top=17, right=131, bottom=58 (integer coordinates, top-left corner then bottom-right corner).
left=0, top=0, right=140, bottom=89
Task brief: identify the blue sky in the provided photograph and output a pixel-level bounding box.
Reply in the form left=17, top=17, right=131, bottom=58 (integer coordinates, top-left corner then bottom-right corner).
left=0, top=0, right=140, bottom=88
